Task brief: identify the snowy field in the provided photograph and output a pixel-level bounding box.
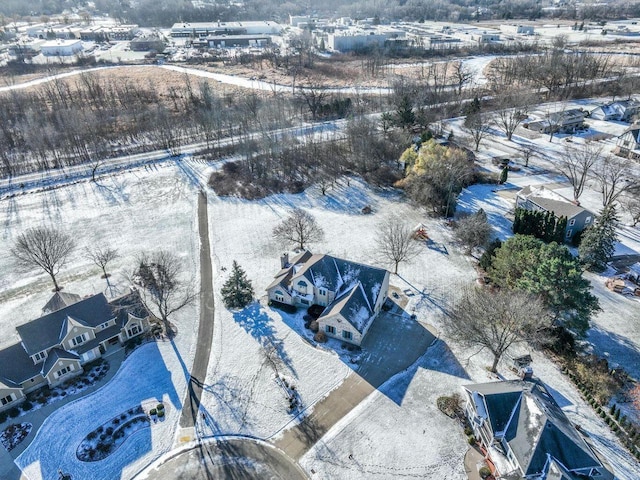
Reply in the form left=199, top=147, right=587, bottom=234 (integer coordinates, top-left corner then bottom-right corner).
left=0, top=163, right=200, bottom=479
left=1, top=119, right=639, bottom=479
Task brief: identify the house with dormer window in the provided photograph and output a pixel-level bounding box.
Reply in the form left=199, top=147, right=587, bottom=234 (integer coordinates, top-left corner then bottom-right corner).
left=266, top=250, right=389, bottom=346
left=464, top=380, right=613, bottom=480
left=0, top=291, right=150, bottom=413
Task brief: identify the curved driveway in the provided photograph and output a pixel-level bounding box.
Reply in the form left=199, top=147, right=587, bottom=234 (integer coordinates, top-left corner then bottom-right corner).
left=137, top=438, right=308, bottom=480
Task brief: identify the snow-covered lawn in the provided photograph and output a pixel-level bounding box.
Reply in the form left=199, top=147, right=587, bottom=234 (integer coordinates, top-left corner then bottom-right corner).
left=0, top=163, right=200, bottom=479
left=15, top=341, right=190, bottom=480
left=1, top=148, right=638, bottom=480
left=0, top=161, right=199, bottom=348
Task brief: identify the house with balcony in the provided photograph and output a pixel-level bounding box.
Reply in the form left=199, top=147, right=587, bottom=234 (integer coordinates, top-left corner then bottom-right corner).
left=0, top=291, right=150, bottom=413
left=266, top=251, right=389, bottom=346
left=464, top=380, right=613, bottom=480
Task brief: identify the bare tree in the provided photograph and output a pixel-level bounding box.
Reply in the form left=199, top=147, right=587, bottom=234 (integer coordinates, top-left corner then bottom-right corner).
left=558, top=142, right=602, bottom=202
left=273, top=209, right=324, bottom=250
left=12, top=227, right=76, bottom=292
left=442, top=287, right=548, bottom=373
left=595, top=156, right=639, bottom=207
left=452, top=61, right=474, bottom=95
left=494, top=93, right=533, bottom=141
left=463, top=112, right=491, bottom=152
left=298, top=83, right=328, bottom=121
left=621, top=194, right=640, bottom=227
left=454, top=209, right=492, bottom=254
left=376, top=216, right=420, bottom=274
left=132, top=250, right=195, bottom=335
left=86, top=246, right=119, bottom=279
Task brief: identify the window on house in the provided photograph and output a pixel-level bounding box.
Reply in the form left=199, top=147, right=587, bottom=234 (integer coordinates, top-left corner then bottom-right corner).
left=318, top=288, right=327, bottom=296
left=71, top=334, right=85, bottom=346
left=585, top=216, right=592, bottom=224
left=325, top=325, right=335, bottom=334
left=566, top=229, right=573, bottom=238
left=99, top=321, right=110, bottom=330
left=34, top=351, right=47, bottom=362
left=128, top=324, right=140, bottom=337
left=55, top=365, right=73, bottom=378
left=569, top=219, right=576, bottom=226
left=342, top=330, right=352, bottom=340
left=1, top=394, right=15, bottom=405
left=300, top=298, right=309, bottom=305
left=297, top=281, right=307, bottom=292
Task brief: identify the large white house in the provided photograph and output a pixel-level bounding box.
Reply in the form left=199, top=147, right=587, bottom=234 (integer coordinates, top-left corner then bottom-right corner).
left=266, top=251, right=389, bottom=346
left=0, top=291, right=150, bottom=413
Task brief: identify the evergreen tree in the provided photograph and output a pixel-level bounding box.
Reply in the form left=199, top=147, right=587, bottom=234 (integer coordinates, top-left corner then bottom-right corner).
left=554, top=216, right=567, bottom=243
left=499, top=166, right=508, bottom=184
left=512, top=208, right=521, bottom=234
left=579, top=206, right=619, bottom=272
left=395, top=95, right=415, bottom=129
left=221, top=261, right=254, bottom=309
left=479, top=239, right=502, bottom=271
left=489, top=235, right=600, bottom=334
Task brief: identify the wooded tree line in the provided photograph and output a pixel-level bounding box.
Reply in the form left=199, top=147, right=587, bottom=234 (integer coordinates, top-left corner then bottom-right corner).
left=209, top=115, right=406, bottom=198
left=486, top=50, right=637, bottom=98
left=0, top=72, right=305, bottom=177
left=5, top=0, right=640, bottom=26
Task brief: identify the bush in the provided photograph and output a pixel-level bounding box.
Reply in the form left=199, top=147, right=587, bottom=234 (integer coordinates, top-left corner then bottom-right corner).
left=149, top=409, right=157, bottom=416
left=21, top=401, right=33, bottom=412
left=0, top=411, right=7, bottom=424
left=479, top=466, right=492, bottom=479
left=157, top=403, right=164, bottom=411
left=7, top=407, right=20, bottom=418
left=314, top=331, right=327, bottom=343
left=268, top=300, right=297, bottom=314
left=467, top=435, right=476, bottom=445
left=157, top=410, right=165, bottom=418
left=309, top=321, right=319, bottom=333
left=87, top=431, right=97, bottom=440
left=105, top=427, right=113, bottom=435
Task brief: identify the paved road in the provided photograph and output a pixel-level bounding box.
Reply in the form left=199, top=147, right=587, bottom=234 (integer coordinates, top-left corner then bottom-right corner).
left=274, top=304, right=436, bottom=460
left=179, top=190, right=215, bottom=429
left=137, top=438, right=308, bottom=480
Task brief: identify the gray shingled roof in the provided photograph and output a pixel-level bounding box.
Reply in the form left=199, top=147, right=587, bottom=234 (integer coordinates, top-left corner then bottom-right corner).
left=0, top=343, right=43, bottom=384
left=17, top=293, right=115, bottom=355
left=41, top=348, right=80, bottom=377
left=467, top=380, right=606, bottom=478
left=42, top=291, right=82, bottom=314
left=526, top=196, right=586, bottom=219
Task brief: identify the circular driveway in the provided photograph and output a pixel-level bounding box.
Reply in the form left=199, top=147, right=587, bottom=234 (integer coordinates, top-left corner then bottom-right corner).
left=138, top=438, right=308, bottom=480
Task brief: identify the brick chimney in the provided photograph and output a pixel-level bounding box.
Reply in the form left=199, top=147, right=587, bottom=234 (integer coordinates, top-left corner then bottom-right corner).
left=280, top=253, right=289, bottom=269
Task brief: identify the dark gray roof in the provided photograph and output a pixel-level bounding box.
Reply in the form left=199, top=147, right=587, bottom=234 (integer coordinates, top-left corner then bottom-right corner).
left=467, top=380, right=606, bottom=478
left=17, top=293, right=115, bottom=355
left=297, top=254, right=387, bottom=310
left=320, top=282, right=375, bottom=333
left=0, top=343, right=42, bottom=384
left=41, top=348, right=80, bottom=376
left=42, top=291, right=82, bottom=313
left=109, top=290, right=150, bottom=328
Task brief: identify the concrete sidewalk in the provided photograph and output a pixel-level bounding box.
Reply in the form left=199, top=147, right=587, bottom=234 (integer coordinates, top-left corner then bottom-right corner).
left=274, top=310, right=437, bottom=461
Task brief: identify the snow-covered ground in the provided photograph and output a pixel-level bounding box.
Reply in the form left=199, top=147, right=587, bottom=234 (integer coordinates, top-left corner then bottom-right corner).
left=0, top=163, right=200, bottom=479
left=1, top=121, right=639, bottom=479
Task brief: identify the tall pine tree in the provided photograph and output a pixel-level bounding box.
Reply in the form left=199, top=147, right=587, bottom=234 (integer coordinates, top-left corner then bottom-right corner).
left=579, top=206, right=619, bottom=272
left=221, top=261, right=254, bottom=309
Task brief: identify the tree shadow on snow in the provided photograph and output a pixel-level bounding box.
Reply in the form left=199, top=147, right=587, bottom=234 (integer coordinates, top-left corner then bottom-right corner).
left=587, top=326, right=640, bottom=380
left=232, top=302, right=297, bottom=378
